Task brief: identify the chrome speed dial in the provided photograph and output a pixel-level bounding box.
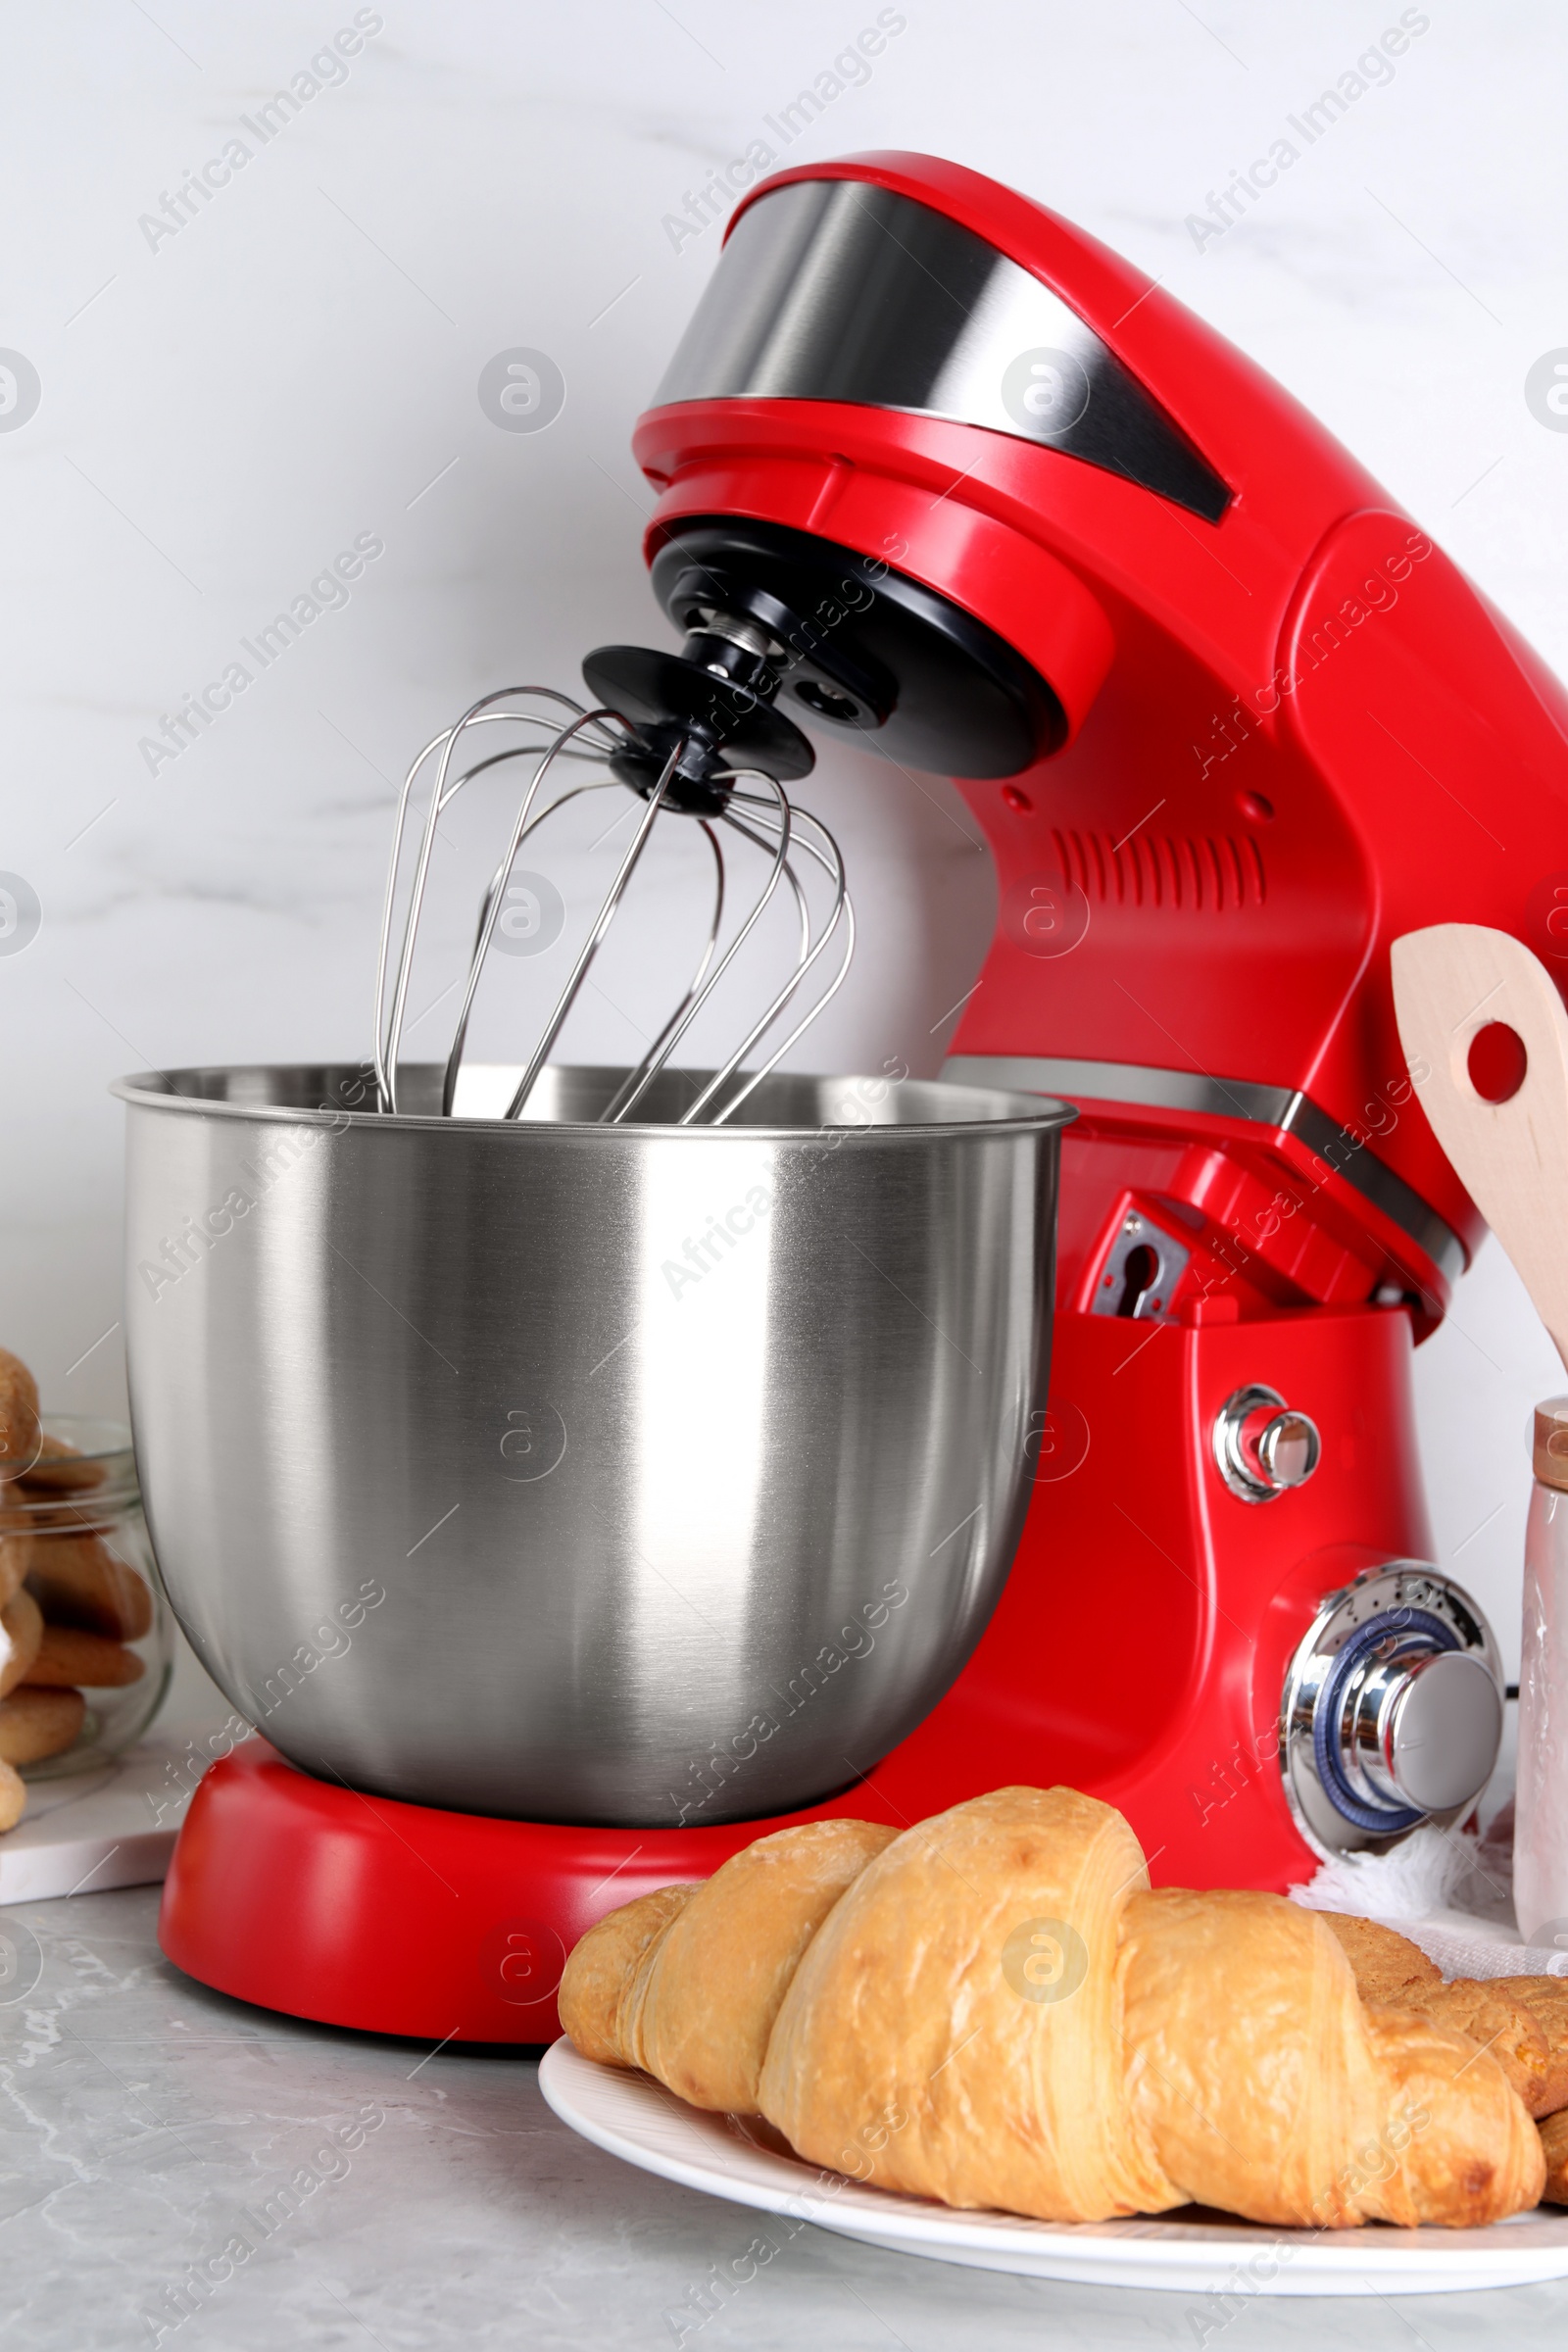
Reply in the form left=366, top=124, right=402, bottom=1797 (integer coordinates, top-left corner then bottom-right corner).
left=1280, top=1564, right=1504, bottom=1858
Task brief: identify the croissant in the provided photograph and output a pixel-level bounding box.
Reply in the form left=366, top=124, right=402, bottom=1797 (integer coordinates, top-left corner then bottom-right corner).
left=561, top=1820, right=895, bottom=2112
left=560, top=1785, right=1546, bottom=2230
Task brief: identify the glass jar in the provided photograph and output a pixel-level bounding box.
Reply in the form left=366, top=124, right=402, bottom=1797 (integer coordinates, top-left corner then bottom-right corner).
left=1516, top=1396, right=1568, bottom=1951
left=0, top=1415, right=173, bottom=1780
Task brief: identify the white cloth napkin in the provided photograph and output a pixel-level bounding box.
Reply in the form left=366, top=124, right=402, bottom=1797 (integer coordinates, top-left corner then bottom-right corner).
left=1288, top=1801, right=1568, bottom=1980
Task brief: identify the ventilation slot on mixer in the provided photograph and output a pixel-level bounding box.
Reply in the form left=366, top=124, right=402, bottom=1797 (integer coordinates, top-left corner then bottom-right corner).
left=1050, top=828, right=1265, bottom=911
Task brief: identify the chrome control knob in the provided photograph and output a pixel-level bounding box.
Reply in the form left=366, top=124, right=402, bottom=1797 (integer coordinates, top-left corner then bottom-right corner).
left=1213, top=1384, right=1322, bottom=1503
left=1343, top=1641, right=1502, bottom=1819
left=1280, top=1565, right=1504, bottom=1855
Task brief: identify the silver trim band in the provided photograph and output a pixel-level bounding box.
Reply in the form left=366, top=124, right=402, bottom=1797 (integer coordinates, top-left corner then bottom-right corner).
left=941, top=1053, right=1465, bottom=1283
left=652, top=181, right=1231, bottom=523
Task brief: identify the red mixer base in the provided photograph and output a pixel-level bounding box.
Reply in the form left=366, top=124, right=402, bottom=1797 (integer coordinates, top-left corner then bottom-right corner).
left=159, top=1740, right=922, bottom=2043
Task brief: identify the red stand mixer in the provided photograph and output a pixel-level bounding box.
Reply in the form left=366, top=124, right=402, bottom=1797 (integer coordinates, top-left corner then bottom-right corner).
left=160, top=150, right=1554, bottom=2041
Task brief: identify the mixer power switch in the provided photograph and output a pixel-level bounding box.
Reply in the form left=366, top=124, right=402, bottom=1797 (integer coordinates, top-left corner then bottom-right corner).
left=1213, top=1385, right=1322, bottom=1503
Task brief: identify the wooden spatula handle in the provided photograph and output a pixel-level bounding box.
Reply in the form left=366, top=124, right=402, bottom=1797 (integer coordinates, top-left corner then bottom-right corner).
left=1391, top=923, right=1568, bottom=1376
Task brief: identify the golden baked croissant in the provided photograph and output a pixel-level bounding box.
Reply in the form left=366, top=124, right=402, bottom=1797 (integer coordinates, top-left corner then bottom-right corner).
left=561, top=1785, right=1546, bottom=2230
left=564, top=1821, right=897, bottom=2115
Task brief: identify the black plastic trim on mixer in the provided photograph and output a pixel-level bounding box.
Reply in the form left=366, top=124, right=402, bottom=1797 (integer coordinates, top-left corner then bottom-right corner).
left=584, top=517, right=1066, bottom=796
left=581, top=620, right=815, bottom=815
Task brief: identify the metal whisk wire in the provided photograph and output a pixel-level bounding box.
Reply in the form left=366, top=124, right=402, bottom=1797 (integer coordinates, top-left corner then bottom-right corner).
left=685, top=792, right=855, bottom=1126
left=501, top=730, right=686, bottom=1119
left=375, top=687, right=623, bottom=1111
left=599, top=767, right=793, bottom=1125
left=374, top=686, right=855, bottom=1124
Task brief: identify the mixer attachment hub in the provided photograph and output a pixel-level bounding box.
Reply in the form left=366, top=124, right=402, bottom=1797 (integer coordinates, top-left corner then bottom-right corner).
left=581, top=632, right=815, bottom=810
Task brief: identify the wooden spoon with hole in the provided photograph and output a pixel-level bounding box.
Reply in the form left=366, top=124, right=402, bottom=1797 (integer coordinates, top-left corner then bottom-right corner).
left=1392, top=923, right=1568, bottom=1373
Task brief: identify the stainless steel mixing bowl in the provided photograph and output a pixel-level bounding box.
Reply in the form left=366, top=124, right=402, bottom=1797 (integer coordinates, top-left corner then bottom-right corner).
left=115, top=1063, right=1071, bottom=1824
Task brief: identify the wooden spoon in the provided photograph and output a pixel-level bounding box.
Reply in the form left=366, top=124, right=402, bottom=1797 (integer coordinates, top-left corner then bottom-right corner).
left=1391, top=922, right=1568, bottom=1375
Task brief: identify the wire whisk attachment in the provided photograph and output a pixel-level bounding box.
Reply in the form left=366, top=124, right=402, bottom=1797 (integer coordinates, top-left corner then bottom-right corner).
left=373, top=682, right=853, bottom=1125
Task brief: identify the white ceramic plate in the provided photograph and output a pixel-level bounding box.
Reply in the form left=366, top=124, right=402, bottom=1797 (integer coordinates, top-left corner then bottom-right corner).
left=539, top=2040, right=1568, bottom=2296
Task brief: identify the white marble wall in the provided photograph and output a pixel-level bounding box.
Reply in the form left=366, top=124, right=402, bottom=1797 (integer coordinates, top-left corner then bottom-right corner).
left=2, top=0, right=1564, bottom=1707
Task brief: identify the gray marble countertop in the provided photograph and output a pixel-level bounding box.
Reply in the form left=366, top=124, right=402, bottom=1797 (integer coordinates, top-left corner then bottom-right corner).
left=2, top=1884, right=1565, bottom=2351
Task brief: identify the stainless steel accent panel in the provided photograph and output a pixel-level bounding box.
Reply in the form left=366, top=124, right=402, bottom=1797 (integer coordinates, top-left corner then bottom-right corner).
left=945, top=1052, right=1302, bottom=1128
left=652, top=180, right=1231, bottom=522
left=942, top=1054, right=1466, bottom=1284
left=1279, top=1564, right=1503, bottom=1859
left=115, top=1063, right=1071, bottom=1828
